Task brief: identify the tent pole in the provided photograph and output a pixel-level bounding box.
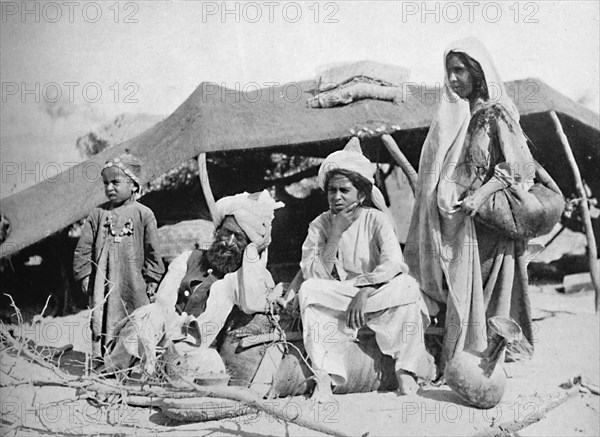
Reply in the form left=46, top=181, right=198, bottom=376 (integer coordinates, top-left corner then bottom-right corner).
left=550, top=111, right=600, bottom=312
left=380, top=134, right=418, bottom=195
left=197, top=153, right=218, bottom=221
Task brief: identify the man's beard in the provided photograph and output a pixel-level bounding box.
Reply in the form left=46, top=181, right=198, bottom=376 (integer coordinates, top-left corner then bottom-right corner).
left=205, top=241, right=245, bottom=275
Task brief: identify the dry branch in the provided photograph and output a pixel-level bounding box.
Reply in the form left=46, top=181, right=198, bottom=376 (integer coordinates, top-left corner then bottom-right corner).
left=0, top=323, right=75, bottom=380
left=182, top=377, right=360, bottom=437
left=0, top=295, right=363, bottom=437
left=380, top=134, right=417, bottom=194
left=550, top=111, right=600, bottom=311
left=80, top=377, right=362, bottom=437
left=3, top=294, right=23, bottom=325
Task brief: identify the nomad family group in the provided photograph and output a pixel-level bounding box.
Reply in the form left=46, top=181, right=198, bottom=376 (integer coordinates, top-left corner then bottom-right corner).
left=73, top=38, right=563, bottom=404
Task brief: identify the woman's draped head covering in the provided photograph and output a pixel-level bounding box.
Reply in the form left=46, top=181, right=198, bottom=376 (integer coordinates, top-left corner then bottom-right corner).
left=415, top=37, right=528, bottom=201
left=405, top=37, right=534, bottom=302
left=318, top=137, right=396, bottom=233
left=214, top=190, right=284, bottom=248
left=443, top=38, right=520, bottom=122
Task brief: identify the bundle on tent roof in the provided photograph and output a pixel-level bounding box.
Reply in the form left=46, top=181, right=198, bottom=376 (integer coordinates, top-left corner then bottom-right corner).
left=313, top=60, right=410, bottom=92
left=308, top=60, right=410, bottom=108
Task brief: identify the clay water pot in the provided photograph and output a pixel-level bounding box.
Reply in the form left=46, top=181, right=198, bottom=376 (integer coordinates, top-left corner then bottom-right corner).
left=445, top=317, right=522, bottom=409
left=163, top=342, right=227, bottom=383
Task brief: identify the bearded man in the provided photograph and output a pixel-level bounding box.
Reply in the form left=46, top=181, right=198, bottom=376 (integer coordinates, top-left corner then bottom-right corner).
left=103, top=190, right=284, bottom=374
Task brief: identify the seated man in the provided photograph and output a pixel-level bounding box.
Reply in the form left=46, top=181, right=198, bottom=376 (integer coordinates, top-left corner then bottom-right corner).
left=281, top=139, right=434, bottom=402
left=104, top=190, right=284, bottom=375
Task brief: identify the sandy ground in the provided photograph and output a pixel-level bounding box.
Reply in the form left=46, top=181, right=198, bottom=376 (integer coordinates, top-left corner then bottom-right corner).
left=1, top=284, right=598, bottom=437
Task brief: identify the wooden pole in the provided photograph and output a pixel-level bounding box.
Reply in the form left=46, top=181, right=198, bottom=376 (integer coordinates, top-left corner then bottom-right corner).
left=550, top=111, right=600, bottom=312
left=380, top=134, right=418, bottom=195
left=197, top=153, right=218, bottom=221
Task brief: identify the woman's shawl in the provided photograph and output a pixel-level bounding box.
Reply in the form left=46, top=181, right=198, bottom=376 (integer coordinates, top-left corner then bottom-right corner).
left=405, top=38, right=535, bottom=356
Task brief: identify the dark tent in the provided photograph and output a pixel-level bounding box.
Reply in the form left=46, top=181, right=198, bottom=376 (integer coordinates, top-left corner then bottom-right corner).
left=1, top=78, right=598, bottom=258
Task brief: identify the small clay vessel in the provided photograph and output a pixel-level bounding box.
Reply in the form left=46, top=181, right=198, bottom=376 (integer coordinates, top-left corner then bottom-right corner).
left=445, top=317, right=522, bottom=409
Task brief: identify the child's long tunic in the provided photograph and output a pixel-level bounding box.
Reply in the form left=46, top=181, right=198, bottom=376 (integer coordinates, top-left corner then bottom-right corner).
left=73, top=197, right=164, bottom=358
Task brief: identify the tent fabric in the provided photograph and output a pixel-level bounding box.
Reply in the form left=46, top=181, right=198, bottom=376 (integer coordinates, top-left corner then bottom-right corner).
left=0, top=79, right=598, bottom=258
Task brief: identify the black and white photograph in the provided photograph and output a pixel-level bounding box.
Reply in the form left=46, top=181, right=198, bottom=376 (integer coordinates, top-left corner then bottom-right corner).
left=1, top=1, right=598, bottom=436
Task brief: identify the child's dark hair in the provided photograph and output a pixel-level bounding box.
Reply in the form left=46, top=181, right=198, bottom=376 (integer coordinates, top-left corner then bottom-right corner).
left=447, top=51, right=489, bottom=100
left=324, top=168, right=373, bottom=205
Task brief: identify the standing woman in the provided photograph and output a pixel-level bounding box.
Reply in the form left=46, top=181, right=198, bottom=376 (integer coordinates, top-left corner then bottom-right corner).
left=406, top=38, right=540, bottom=365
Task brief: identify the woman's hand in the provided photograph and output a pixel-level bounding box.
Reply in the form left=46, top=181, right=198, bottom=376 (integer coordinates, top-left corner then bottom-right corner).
left=346, top=288, right=369, bottom=330
left=330, top=202, right=360, bottom=237
left=461, top=178, right=505, bottom=217
left=460, top=193, right=486, bottom=217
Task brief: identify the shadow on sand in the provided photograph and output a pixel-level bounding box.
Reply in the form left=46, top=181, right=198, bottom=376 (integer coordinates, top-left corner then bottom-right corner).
left=418, top=387, right=473, bottom=408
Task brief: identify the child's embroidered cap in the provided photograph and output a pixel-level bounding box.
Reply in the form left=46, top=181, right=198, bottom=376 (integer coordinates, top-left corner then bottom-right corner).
left=103, top=152, right=142, bottom=186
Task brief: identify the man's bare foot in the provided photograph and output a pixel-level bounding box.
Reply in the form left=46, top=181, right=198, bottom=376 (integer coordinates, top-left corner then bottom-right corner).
left=397, top=370, right=419, bottom=396
left=311, top=372, right=338, bottom=404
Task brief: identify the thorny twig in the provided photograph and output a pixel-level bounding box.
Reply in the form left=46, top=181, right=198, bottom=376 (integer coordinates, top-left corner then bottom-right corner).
left=0, top=288, right=362, bottom=437
left=0, top=324, right=77, bottom=381
left=3, top=293, right=23, bottom=325
left=39, top=295, right=52, bottom=319
left=0, top=299, right=159, bottom=435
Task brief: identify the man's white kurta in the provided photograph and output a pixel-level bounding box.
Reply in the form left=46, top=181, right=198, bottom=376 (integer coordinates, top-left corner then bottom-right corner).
left=299, top=208, right=434, bottom=384
left=104, top=243, right=274, bottom=372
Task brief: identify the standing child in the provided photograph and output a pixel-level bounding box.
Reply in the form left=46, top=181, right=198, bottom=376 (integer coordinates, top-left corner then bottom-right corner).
left=73, top=152, right=164, bottom=362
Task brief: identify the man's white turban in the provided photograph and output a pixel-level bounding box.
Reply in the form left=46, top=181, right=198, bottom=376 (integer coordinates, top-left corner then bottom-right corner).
left=214, top=190, right=284, bottom=247
left=317, top=137, right=375, bottom=190
left=317, top=137, right=398, bottom=236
